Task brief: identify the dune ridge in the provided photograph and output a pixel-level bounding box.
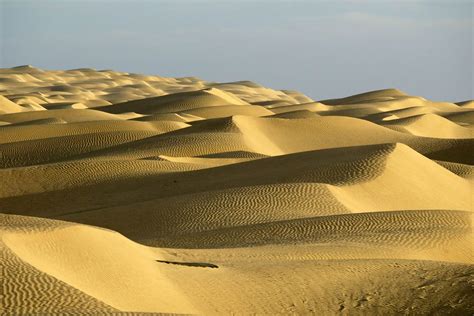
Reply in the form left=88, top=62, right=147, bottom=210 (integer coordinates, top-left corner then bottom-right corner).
left=1, top=66, right=473, bottom=315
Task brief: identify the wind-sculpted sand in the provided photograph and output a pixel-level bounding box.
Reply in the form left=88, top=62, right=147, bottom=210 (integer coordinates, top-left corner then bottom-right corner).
left=1, top=66, right=473, bottom=315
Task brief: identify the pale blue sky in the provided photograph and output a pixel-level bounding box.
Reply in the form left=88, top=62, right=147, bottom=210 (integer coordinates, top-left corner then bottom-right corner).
left=1, top=0, right=472, bottom=101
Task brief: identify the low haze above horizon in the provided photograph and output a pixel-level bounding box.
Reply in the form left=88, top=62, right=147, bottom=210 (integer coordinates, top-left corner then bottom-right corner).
left=1, top=0, right=472, bottom=101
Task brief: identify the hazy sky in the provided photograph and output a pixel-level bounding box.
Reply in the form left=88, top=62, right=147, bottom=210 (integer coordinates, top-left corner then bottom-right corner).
left=1, top=0, right=472, bottom=101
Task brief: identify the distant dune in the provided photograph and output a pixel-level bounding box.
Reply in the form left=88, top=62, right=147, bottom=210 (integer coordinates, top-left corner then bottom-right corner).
left=1, top=66, right=473, bottom=315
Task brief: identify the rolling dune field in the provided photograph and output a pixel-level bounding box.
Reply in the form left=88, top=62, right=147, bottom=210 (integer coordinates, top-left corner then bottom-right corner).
left=0, top=66, right=473, bottom=315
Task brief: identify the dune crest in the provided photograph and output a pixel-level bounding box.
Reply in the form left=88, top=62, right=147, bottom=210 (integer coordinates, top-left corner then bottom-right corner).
left=1, top=66, right=473, bottom=314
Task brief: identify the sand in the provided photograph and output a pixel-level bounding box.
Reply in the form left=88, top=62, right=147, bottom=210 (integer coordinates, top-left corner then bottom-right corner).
left=0, top=65, right=473, bottom=315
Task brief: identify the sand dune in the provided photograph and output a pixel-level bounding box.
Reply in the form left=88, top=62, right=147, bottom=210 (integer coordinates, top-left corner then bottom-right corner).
left=0, top=96, right=25, bottom=114
left=1, top=66, right=473, bottom=314
left=97, top=88, right=251, bottom=115
left=380, top=113, right=473, bottom=139
left=443, top=110, right=474, bottom=126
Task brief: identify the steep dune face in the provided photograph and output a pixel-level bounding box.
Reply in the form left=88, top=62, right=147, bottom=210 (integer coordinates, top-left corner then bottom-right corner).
left=0, top=95, right=30, bottom=114
left=1, top=66, right=473, bottom=314
left=2, top=216, right=196, bottom=313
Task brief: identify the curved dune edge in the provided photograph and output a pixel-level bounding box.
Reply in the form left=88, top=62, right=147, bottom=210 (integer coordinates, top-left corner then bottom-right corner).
left=2, top=222, right=196, bottom=313
left=1, top=66, right=473, bottom=314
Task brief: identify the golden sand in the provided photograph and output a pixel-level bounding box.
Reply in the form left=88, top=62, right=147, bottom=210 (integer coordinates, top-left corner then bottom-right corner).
left=1, top=66, right=473, bottom=314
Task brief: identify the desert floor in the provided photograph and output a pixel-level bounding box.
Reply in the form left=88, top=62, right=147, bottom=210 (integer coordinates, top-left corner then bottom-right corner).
left=1, top=65, right=473, bottom=315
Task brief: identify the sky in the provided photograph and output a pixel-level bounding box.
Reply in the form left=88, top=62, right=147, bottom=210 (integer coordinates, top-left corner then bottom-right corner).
left=1, top=0, right=472, bottom=101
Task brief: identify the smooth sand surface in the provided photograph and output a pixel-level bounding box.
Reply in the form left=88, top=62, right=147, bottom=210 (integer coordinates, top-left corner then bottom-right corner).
left=1, top=66, right=473, bottom=315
